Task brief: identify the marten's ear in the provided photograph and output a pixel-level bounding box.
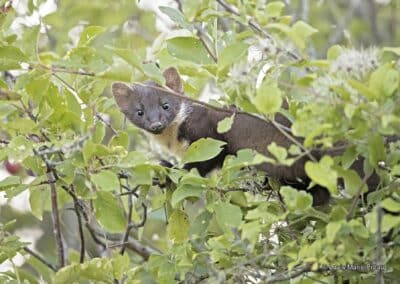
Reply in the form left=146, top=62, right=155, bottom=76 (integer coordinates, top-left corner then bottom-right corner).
left=163, top=67, right=183, bottom=94
left=112, top=82, right=134, bottom=113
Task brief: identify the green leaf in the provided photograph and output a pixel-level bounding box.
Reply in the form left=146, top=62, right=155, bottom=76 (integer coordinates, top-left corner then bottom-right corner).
left=142, top=62, right=165, bottom=85
left=171, top=184, right=205, bottom=207
left=214, top=202, right=243, bottom=228
left=218, top=43, right=248, bottom=72
left=29, top=187, right=49, bottom=220
left=189, top=210, right=212, bottom=237
left=91, top=170, right=120, bottom=192
left=107, top=46, right=142, bottom=70
left=382, top=198, right=400, bottom=213
left=267, top=142, right=294, bottom=166
left=0, top=45, right=28, bottom=70
left=246, top=204, right=278, bottom=223
left=217, top=114, right=235, bottom=133
left=267, top=23, right=305, bottom=50
left=109, top=131, right=129, bottom=148
left=254, top=80, right=282, bottom=114
left=94, top=191, right=126, bottom=233
left=368, top=134, right=386, bottom=166
left=78, top=26, right=106, bottom=47
left=0, top=176, right=21, bottom=189
left=382, top=47, right=400, bottom=56
left=369, top=64, right=399, bottom=97
left=291, top=21, right=318, bottom=39
left=222, top=149, right=268, bottom=170
left=98, top=63, right=132, bottom=82
left=119, top=151, right=148, bottom=168
left=159, top=6, right=191, bottom=29
left=348, top=79, right=377, bottom=100
left=305, top=156, right=338, bottom=194
left=167, top=210, right=189, bottom=243
left=265, top=1, right=285, bottom=17
left=20, top=25, right=40, bottom=59
left=131, top=165, right=153, bottom=185
left=167, top=37, right=214, bottom=65
left=326, top=221, right=343, bottom=243
left=93, top=121, right=106, bottom=144
left=339, top=169, right=366, bottom=196
left=280, top=186, right=312, bottom=211
left=241, top=220, right=265, bottom=245
left=111, top=254, right=130, bottom=280
left=366, top=210, right=400, bottom=233
left=0, top=78, right=8, bottom=88
left=53, top=258, right=114, bottom=284
left=182, top=138, right=226, bottom=164
left=65, top=90, right=82, bottom=118
left=327, top=45, right=342, bottom=60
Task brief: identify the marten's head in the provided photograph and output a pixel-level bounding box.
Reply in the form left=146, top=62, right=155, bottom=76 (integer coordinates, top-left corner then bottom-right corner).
left=112, top=67, right=186, bottom=134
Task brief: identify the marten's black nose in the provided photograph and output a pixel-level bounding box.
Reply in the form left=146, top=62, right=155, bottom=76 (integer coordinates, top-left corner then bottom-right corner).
left=149, top=122, right=163, bottom=132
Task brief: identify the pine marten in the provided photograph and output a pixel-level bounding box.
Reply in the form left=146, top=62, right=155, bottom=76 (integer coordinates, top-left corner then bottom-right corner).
left=112, top=67, right=381, bottom=206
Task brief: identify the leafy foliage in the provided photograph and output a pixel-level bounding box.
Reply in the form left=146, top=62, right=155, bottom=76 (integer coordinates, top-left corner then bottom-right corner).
left=0, top=0, right=400, bottom=283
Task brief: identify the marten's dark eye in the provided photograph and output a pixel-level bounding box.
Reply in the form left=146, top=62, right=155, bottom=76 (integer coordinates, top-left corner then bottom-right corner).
left=162, top=103, right=169, bottom=110
left=137, top=110, right=144, bottom=116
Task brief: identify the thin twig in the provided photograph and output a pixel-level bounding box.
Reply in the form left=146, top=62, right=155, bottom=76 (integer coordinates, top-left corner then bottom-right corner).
left=89, top=225, right=157, bottom=260
left=346, top=171, right=374, bottom=221
left=19, top=99, right=36, bottom=121
left=265, top=264, right=312, bottom=283
left=120, top=181, right=135, bottom=255
left=34, top=135, right=89, bottom=157
left=119, top=181, right=148, bottom=255
left=195, top=25, right=217, bottom=63
left=270, top=120, right=317, bottom=162
left=23, top=247, right=58, bottom=272
left=216, top=0, right=240, bottom=15
left=29, top=64, right=95, bottom=77
left=85, top=224, right=107, bottom=250
left=96, top=113, right=118, bottom=135
left=60, top=184, right=155, bottom=259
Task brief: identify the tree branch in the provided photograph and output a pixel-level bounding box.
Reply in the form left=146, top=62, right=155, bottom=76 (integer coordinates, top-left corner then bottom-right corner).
left=265, top=264, right=312, bottom=283
left=66, top=185, right=86, bottom=263
left=119, top=178, right=148, bottom=255
left=89, top=225, right=157, bottom=261
left=375, top=205, right=384, bottom=284
left=120, top=181, right=135, bottom=255
left=47, top=171, right=65, bottom=268
left=34, top=145, right=66, bottom=268
left=29, top=64, right=95, bottom=77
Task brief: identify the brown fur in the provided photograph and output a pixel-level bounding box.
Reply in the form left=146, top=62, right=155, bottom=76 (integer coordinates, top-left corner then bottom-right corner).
left=112, top=67, right=389, bottom=206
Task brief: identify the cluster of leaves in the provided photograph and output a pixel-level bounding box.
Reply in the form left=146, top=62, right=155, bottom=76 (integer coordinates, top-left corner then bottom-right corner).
left=0, top=0, right=400, bottom=283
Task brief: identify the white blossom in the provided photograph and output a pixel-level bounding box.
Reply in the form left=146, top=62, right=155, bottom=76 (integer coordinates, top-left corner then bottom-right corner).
left=330, top=47, right=379, bottom=80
